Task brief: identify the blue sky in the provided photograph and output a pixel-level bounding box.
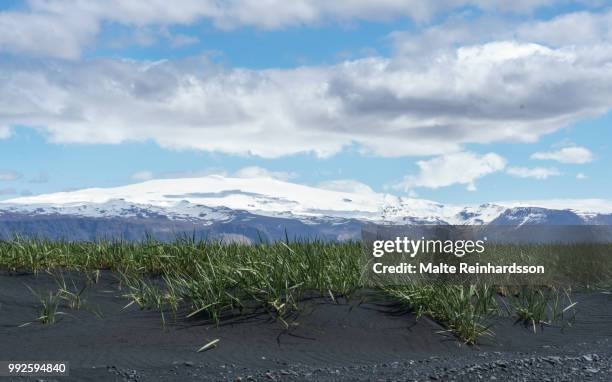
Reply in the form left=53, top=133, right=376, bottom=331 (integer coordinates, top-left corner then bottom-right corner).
left=0, top=1, right=610, bottom=204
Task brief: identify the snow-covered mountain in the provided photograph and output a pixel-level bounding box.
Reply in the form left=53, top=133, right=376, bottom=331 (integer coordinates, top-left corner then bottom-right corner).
left=1, top=176, right=611, bottom=241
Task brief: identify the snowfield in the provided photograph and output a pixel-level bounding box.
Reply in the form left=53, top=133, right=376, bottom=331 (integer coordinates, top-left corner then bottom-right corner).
left=2, top=175, right=612, bottom=226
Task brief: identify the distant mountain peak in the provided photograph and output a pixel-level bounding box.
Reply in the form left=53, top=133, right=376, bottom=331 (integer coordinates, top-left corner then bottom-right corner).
left=1, top=176, right=611, bottom=241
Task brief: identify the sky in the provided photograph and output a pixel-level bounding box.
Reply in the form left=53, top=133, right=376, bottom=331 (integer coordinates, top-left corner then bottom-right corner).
left=0, top=0, right=611, bottom=204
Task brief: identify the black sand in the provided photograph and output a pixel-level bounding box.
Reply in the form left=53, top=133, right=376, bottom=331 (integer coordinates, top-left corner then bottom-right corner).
left=0, top=272, right=610, bottom=381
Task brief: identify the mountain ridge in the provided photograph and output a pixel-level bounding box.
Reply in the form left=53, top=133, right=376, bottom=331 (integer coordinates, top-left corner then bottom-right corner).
left=1, top=176, right=611, bottom=241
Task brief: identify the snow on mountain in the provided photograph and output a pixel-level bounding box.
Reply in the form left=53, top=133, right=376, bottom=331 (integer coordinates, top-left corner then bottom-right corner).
left=494, top=199, right=612, bottom=220
left=2, top=175, right=611, bottom=227
left=0, top=198, right=234, bottom=225
left=3, top=176, right=381, bottom=220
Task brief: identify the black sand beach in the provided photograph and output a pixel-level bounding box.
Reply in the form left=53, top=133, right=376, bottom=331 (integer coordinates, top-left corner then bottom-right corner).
left=1, top=272, right=611, bottom=381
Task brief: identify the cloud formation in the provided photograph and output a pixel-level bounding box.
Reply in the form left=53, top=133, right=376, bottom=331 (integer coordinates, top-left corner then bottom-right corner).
left=396, top=152, right=507, bottom=191
left=531, top=146, right=594, bottom=164
left=0, top=3, right=610, bottom=205
left=0, top=0, right=582, bottom=59
left=2, top=35, right=612, bottom=158
left=507, top=166, right=561, bottom=179
left=391, top=9, right=612, bottom=57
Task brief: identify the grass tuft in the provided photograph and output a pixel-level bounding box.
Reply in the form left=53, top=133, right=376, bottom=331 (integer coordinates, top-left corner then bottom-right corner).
left=0, top=237, right=595, bottom=343
left=25, top=285, right=66, bottom=325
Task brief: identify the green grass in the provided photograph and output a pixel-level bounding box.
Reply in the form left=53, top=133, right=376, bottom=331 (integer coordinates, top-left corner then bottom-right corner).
left=384, top=284, right=498, bottom=344
left=0, top=237, right=592, bottom=343
left=504, top=286, right=577, bottom=332
left=24, top=285, right=66, bottom=325
left=53, top=271, right=88, bottom=310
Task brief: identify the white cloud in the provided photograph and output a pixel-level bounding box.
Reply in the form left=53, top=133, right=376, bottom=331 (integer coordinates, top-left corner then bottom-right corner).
left=516, top=10, right=612, bottom=46
left=576, top=172, right=588, bottom=179
left=0, top=9, right=99, bottom=59
left=131, top=170, right=154, bottom=181
left=507, top=166, right=561, bottom=179
left=390, top=9, right=612, bottom=62
left=0, top=1, right=597, bottom=59
left=396, top=152, right=507, bottom=191
left=531, top=146, right=594, bottom=164
left=317, top=179, right=375, bottom=194
left=3, top=37, right=612, bottom=158
left=234, top=166, right=297, bottom=181
left=1, top=8, right=612, bottom=160
left=0, top=170, right=21, bottom=181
